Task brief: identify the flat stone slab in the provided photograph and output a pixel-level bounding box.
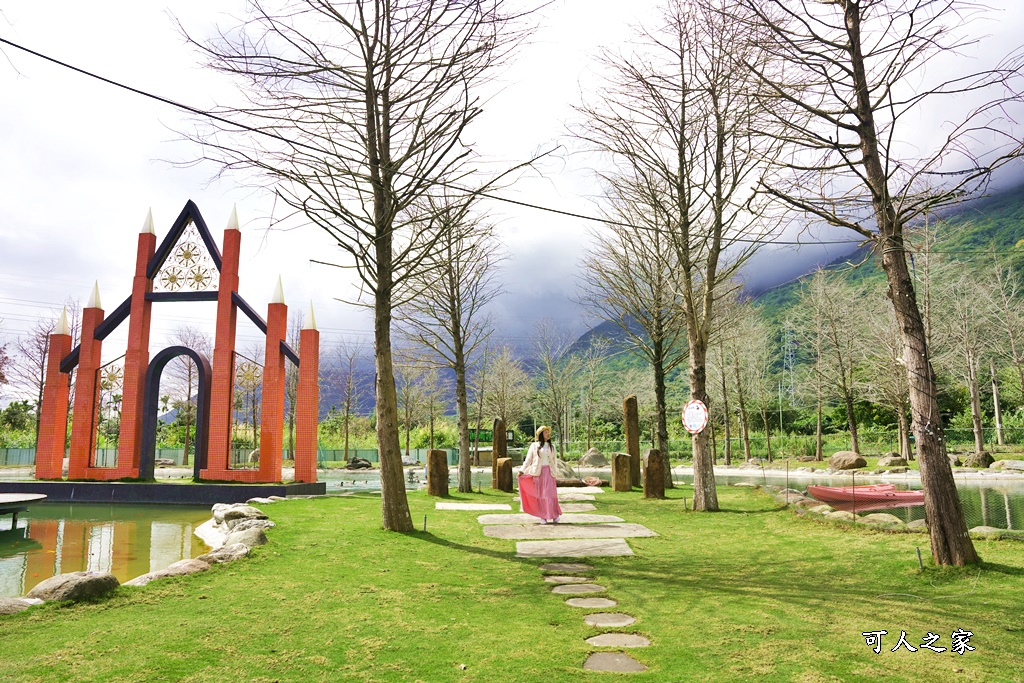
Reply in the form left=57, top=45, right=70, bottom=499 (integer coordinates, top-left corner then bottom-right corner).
left=477, top=513, right=623, bottom=525
left=435, top=502, right=511, bottom=510
left=586, top=633, right=651, bottom=648
left=540, top=562, right=594, bottom=573
left=555, top=493, right=596, bottom=501
left=566, top=597, right=618, bottom=608
left=559, top=503, right=597, bottom=512
left=557, top=486, right=605, bottom=494
left=543, top=575, right=594, bottom=584
left=585, top=613, right=636, bottom=627
left=517, top=539, right=635, bottom=558
left=583, top=652, right=648, bottom=672
left=552, top=583, right=606, bottom=594
left=485, top=523, right=657, bottom=540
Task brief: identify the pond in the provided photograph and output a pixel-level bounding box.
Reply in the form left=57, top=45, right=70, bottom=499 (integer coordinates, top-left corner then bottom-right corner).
left=0, top=503, right=210, bottom=599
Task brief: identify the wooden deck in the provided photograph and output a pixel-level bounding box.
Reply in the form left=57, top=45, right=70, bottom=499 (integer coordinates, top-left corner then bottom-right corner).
left=0, top=493, right=47, bottom=528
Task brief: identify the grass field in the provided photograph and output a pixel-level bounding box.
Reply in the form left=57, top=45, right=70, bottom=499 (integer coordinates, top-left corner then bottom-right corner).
left=1, top=486, right=1022, bottom=682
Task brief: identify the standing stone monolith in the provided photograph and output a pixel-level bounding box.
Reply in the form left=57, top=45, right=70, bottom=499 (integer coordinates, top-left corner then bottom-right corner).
left=612, top=453, right=632, bottom=492
left=492, top=417, right=507, bottom=489
left=496, top=457, right=514, bottom=492
left=623, top=396, right=641, bottom=487
left=643, top=448, right=666, bottom=499
left=427, top=449, right=449, bottom=497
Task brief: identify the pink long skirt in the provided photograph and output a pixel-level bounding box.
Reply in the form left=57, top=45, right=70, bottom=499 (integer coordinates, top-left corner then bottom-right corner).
left=518, top=465, right=562, bottom=521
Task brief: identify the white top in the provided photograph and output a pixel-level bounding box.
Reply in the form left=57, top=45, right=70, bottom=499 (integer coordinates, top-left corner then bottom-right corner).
left=520, top=441, right=559, bottom=477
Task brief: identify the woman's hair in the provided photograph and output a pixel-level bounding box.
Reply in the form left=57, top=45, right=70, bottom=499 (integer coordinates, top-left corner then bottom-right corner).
left=535, top=425, right=552, bottom=446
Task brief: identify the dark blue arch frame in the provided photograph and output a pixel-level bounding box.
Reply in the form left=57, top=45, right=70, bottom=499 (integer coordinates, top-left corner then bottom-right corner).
left=139, top=346, right=212, bottom=480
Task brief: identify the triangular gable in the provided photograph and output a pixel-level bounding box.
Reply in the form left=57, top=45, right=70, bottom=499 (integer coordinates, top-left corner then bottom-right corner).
left=146, top=200, right=223, bottom=280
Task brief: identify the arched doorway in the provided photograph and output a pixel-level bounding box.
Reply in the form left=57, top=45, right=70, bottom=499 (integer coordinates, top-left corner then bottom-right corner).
left=139, top=346, right=212, bottom=480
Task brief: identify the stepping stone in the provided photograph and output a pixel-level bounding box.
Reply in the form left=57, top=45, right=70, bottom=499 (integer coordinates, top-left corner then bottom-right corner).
left=543, top=575, right=593, bottom=584
left=557, top=486, right=605, bottom=494
left=586, top=633, right=651, bottom=648
left=484, top=523, right=657, bottom=540
left=566, top=597, right=618, bottom=608
left=435, top=503, right=511, bottom=510
left=583, top=652, right=648, bottom=672
left=552, top=583, right=606, bottom=594
left=559, top=503, right=597, bottom=512
left=540, top=563, right=593, bottom=573
left=516, top=539, right=634, bottom=558
left=556, top=493, right=596, bottom=502
left=477, top=513, right=623, bottom=525
left=585, top=613, right=636, bottom=628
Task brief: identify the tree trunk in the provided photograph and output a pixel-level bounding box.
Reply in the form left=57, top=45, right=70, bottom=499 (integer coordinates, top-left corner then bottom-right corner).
left=843, top=389, right=859, bottom=454
left=690, top=340, right=718, bottom=511
left=760, top=405, right=773, bottom=462
left=652, top=353, right=674, bottom=489
left=991, top=360, right=1004, bottom=447
left=815, top=397, right=823, bottom=462
left=733, top=360, right=751, bottom=461
left=897, top=409, right=911, bottom=461
left=720, top=367, right=732, bottom=466
left=967, top=353, right=984, bottom=454
left=455, top=361, right=472, bottom=493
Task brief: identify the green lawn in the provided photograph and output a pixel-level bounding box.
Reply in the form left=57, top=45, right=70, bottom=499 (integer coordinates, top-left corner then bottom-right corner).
left=1, top=487, right=1022, bottom=682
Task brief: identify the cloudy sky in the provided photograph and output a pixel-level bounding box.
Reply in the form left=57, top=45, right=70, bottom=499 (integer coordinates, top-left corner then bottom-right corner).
left=1, top=0, right=1022, bottom=386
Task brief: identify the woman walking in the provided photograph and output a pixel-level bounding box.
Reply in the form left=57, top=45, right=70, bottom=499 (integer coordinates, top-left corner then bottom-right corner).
left=518, top=425, right=562, bottom=524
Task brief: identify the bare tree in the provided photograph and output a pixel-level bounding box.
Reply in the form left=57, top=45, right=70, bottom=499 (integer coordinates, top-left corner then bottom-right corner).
left=532, top=322, right=583, bottom=456
left=575, top=0, right=782, bottom=511
left=180, top=0, right=534, bottom=530
left=167, top=326, right=212, bottom=467
left=283, top=312, right=305, bottom=460
left=398, top=198, right=500, bottom=492
left=730, top=0, right=1024, bottom=565
left=329, top=338, right=365, bottom=463
left=482, top=345, right=531, bottom=434
left=394, top=360, right=428, bottom=459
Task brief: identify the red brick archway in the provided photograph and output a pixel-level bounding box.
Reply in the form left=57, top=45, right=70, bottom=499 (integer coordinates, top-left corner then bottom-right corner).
left=34, top=201, right=319, bottom=484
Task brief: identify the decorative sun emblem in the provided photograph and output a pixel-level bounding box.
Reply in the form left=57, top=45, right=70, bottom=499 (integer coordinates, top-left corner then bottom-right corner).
left=175, top=242, right=201, bottom=266
left=187, top=266, right=212, bottom=289
left=100, top=365, right=124, bottom=391
left=236, top=361, right=263, bottom=389
left=160, top=267, right=185, bottom=291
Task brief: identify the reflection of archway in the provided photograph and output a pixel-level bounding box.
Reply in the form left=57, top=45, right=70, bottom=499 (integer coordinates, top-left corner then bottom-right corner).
left=139, top=346, right=212, bottom=480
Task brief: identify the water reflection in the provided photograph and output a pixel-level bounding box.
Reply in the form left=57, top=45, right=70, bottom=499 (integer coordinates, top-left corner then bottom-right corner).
left=0, top=503, right=210, bottom=598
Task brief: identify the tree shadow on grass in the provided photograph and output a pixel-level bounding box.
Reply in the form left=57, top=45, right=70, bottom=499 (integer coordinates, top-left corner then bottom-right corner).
left=403, top=529, right=534, bottom=566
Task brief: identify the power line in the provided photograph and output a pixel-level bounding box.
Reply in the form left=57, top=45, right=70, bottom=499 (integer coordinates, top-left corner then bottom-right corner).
left=0, top=35, right=861, bottom=249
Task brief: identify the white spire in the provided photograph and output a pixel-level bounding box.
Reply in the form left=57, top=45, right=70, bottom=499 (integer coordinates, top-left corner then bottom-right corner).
left=87, top=281, right=102, bottom=309
left=226, top=205, right=239, bottom=231
left=56, top=307, right=69, bottom=335
left=271, top=276, right=285, bottom=305
left=303, top=301, right=317, bottom=330
left=142, top=208, right=155, bottom=235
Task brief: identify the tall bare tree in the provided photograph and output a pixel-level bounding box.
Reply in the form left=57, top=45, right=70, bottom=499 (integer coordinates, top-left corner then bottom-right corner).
left=482, top=345, right=531, bottom=434
left=532, top=322, right=583, bottom=456
left=576, top=0, right=782, bottom=510
left=329, top=338, right=366, bottom=463
left=168, top=326, right=212, bottom=467
left=860, top=281, right=913, bottom=460
left=733, top=0, right=1024, bottom=564
left=398, top=198, right=500, bottom=492
left=181, top=0, right=534, bottom=530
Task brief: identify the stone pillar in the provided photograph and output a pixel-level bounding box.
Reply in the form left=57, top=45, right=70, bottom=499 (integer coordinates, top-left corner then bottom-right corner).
left=204, top=224, right=241, bottom=479
left=612, top=453, right=632, bottom=492
left=643, top=448, right=666, bottom=499
left=623, top=395, right=641, bottom=487
left=427, top=449, right=449, bottom=496
left=496, top=457, right=514, bottom=492
left=258, top=297, right=288, bottom=483
left=68, top=302, right=104, bottom=479
left=294, top=325, right=320, bottom=483
left=35, top=330, right=73, bottom=479
left=491, top=417, right=506, bottom=489
left=116, top=230, right=156, bottom=479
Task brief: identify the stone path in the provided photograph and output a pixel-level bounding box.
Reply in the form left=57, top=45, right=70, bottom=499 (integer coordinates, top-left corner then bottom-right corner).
left=475, top=513, right=622, bottom=525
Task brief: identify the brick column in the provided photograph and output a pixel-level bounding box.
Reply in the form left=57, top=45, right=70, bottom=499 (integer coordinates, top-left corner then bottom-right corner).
left=35, top=331, right=72, bottom=479
left=68, top=304, right=104, bottom=479
left=258, top=299, right=287, bottom=482
left=294, top=326, right=320, bottom=483
left=203, top=227, right=240, bottom=479
left=116, top=231, right=156, bottom=478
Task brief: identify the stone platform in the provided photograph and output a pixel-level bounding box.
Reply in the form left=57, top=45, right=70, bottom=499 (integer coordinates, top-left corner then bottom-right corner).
left=484, top=522, right=658, bottom=540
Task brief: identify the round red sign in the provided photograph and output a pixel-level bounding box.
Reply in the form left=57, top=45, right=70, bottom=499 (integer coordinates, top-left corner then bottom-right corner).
left=682, top=399, right=709, bottom=435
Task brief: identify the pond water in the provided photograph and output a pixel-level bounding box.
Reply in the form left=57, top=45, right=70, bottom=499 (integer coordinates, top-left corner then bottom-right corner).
left=0, top=503, right=210, bottom=599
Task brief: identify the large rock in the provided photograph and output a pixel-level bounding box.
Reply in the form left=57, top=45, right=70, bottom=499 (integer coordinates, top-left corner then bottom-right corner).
left=877, top=455, right=908, bottom=467
left=223, top=527, right=269, bottom=548
left=197, top=543, right=250, bottom=565
left=826, top=510, right=858, bottom=522
left=27, top=572, right=119, bottom=602
left=0, top=597, right=43, bottom=615
left=962, top=452, right=994, bottom=469
left=555, top=459, right=577, bottom=479
left=948, top=455, right=963, bottom=467
left=906, top=518, right=928, bottom=530
left=124, top=559, right=211, bottom=587
left=579, top=448, right=609, bottom=467
left=829, top=452, right=867, bottom=470
left=859, top=513, right=904, bottom=527
left=223, top=505, right=268, bottom=529
left=345, top=457, right=373, bottom=470
left=230, top=518, right=276, bottom=533
left=991, top=459, right=1024, bottom=471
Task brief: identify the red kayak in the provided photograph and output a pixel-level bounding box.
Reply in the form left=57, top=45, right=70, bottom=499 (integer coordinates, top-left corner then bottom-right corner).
left=807, top=484, right=924, bottom=505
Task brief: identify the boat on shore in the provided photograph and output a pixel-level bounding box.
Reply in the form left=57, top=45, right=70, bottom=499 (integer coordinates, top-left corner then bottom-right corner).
left=807, top=484, right=924, bottom=505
